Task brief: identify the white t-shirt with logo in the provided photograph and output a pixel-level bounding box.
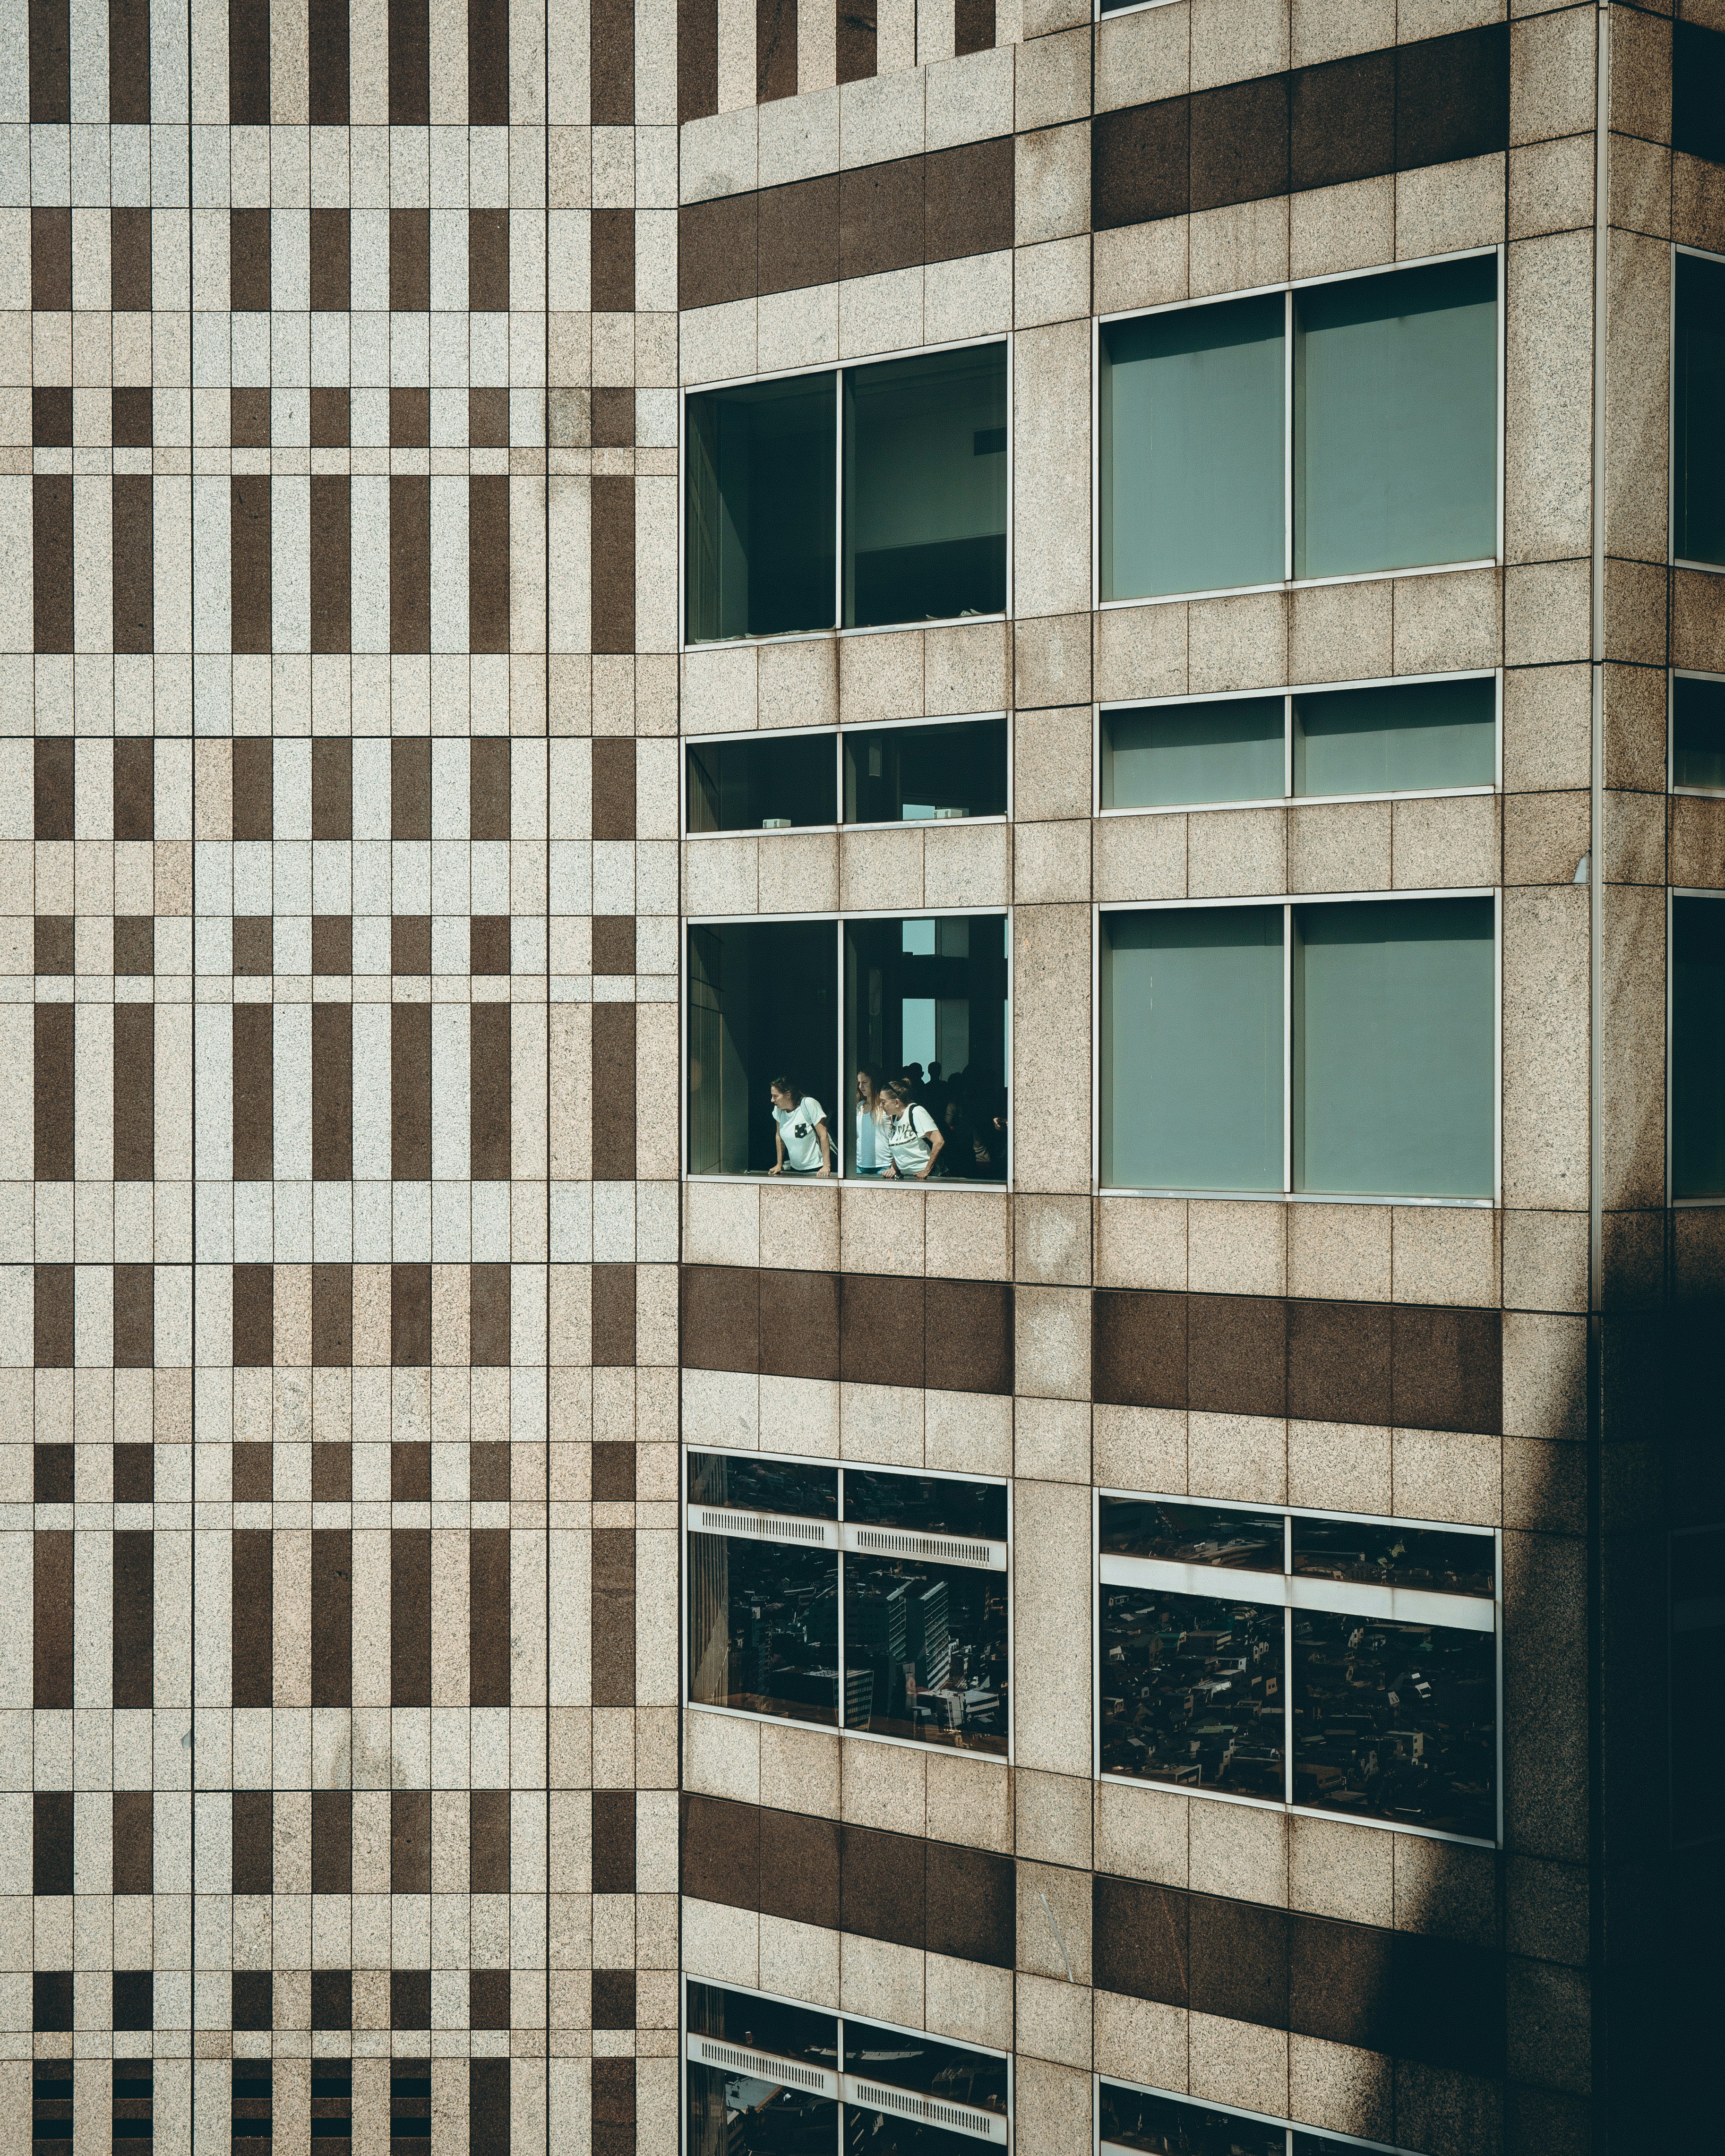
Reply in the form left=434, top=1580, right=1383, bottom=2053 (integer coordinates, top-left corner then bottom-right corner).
left=885, top=1103, right=938, bottom=1174
left=773, top=1097, right=827, bottom=1171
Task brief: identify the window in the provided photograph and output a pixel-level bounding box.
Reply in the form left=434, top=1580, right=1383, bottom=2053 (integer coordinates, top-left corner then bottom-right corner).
left=685, top=912, right=1010, bottom=1183
left=1671, top=1526, right=1725, bottom=1846
left=1100, top=255, right=1499, bottom=601
left=687, top=1453, right=1009, bottom=1754
left=685, top=1982, right=1010, bottom=2152
left=685, top=343, right=1008, bottom=644
left=1098, top=1495, right=1499, bottom=1843
left=1672, top=894, right=1725, bottom=1200
left=1674, top=248, right=1725, bottom=570
left=1100, top=2079, right=1426, bottom=2156
left=684, top=717, right=1008, bottom=835
left=1100, top=674, right=1496, bottom=810
left=1672, top=672, right=1725, bottom=791
left=1100, top=896, right=1496, bottom=1199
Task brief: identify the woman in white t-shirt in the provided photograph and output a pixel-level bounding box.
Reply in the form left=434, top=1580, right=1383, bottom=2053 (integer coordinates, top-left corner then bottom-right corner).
left=877, top=1078, right=944, bottom=1180
left=854, top=1066, right=888, bottom=1175
left=768, top=1077, right=832, bottom=1176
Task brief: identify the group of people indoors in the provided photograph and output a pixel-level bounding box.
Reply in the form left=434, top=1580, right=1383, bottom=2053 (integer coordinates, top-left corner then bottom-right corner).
left=768, top=1065, right=1007, bottom=1181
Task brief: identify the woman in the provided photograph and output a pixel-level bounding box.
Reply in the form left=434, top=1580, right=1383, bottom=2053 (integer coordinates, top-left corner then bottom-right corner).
left=767, top=1076, right=831, bottom=1176
left=853, top=1066, right=889, bottom=1175
left=878, top=1077, right=944, bottom=1181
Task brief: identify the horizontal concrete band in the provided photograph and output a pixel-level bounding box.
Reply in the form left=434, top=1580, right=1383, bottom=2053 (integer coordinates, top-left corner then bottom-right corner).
left=678, top=1265, right=1503, bottom=1435
left=680, top=1791, right=1506, bottom=2079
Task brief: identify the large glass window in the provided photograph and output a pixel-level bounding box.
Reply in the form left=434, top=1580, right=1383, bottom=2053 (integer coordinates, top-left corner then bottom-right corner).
left=685, top=343, right=1008, bottom=645
left=1675, top=248, right=1725, bottom=569
left=684, top=718, right=1008, bottom=835
left=687, top=919, right=840, bottom=1178
left=1099, top=1495, right=1499, bottom=1842
left=1099, top=255, right=1499, bottom=601
left=1100, top=2080, right=1429, bottom=2156
left=686, top=731, right=837, bottom=832
left=1673, top=673, right=1725, bottom=791
left=1101, top=674, right=1496, bottom=811
left=1100, top=895, right=1495, bottom=1199
left=687, top=1454, right=1009, bottom=1755
left=686, top=1982, right=1010, bottom=2155
left=1673, top=894, right=1725, bottom=1200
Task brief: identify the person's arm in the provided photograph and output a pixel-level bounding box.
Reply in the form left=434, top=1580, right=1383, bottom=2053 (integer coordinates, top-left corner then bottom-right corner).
left=815, top=1118, right=832, bottom=1175
left=770, top=1125, right=785, bottom=1174
left=917, top=1125, right=945, bottom=1179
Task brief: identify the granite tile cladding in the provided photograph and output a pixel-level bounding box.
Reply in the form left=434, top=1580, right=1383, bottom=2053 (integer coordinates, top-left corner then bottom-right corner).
left=1674, top=22, right=1725, bottom=165
left=1092, top=1288, right=1503, bottom=1435
left=1092, top=24, right=1510, bottom=232
left=678, top=138, right=1015, bottom=310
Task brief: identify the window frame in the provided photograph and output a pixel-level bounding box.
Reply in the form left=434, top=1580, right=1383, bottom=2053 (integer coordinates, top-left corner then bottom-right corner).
left=1094, top=2072, right=1424, bottom=2156
left=1091, top=245, right=1507, bottom=611
left=1092, top=1487, right=1504, bottom=1850
left=1669, top=668, right=1725, bottom=796
left=680, top=710, right=1014, bottom=839
left=1093, top=668, right=1503, bottom=816
left=1667, top=885, right=1725, bottom=1206
left=1671, top=241, right=1725, bottom=577
left=681, top=904, right=1014, bottom=1188
left=681, top=1444, right=1015, bottom=1763
left=1091, top=888, right=1503, bottom=1205
left=677, top=332, right=1016, bottom=653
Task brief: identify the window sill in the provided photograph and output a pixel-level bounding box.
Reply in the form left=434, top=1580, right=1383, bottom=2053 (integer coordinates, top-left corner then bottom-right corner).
left=1095, top=1187, right=1494, bottom=1207
left=1096, top=787, right=1495, bottom=818
left=685, top=1172, right=1010, bottom=1190
left=687, top=1699, right=1011, bottom=1762
left=683, top=816, right=1010, bottom=840
left=682, top=613, right=1008, bottom=655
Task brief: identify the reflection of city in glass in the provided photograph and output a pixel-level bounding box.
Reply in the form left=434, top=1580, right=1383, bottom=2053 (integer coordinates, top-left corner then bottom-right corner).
left=1100, top=2081, right=1423, bottom=2156
left=687, top=1454, right=1008, bottom=1756
left=1099, top=1588, right=1287, bottom=1797
left=1099, top=1497, right=1282, bottom=1571
left=1290, top=1516, right=1494, bottom=1597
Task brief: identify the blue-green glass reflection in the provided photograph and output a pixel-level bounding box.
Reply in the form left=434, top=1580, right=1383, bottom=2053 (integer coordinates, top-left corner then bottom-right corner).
left=1673, top=675, right=1725, bottom=791
left=1293, top=675, right=1496, bottom=796
left=1102, top=698, right=1285, bottom=807
left=1673, top=895, right=1725, bottom=1199
left=1676, top=251, right=1725, bottom=568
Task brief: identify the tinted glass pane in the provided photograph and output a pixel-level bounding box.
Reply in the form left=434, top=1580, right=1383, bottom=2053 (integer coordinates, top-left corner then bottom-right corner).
left=843, top=719, right=1008, bottom=824
left=1100, top=1496, right=1284, bottom=1573
left=687, top=1982, right=838, bottom=2070
left=845, top=916, right=1008, bottom=1182
left=1102, top=699, right=1285, bottom=809
left=687, top=373, right=837, bottom=642
left=1293, top=897, right=1494, bottom=1199
left=687, top=1532, right=840, bottom=1724
left=844, top=1554, right=1008, bottom=1753
left=1101, top=296, right=1285, bottom=599
left=688, top=920, right=838, bottom=1177
left=1672, top=1527, right=1725, bottom=1846
left=1291, top=1609, right=1496, bottom=1838
left=1294, top=255, right=1497, bottom=578
left=1101, top=907, right=1283, bottom=1192
left=841, top=2021, right=1007, bottom=2115
left=689, top=1452, right=839, bottom=1521
left=1675, top=251, right=1725, bottom=567
left=841, top=2114, right=994, bottom=2154
left=689, top=2065, right=838, bottom=2154
left=687, top=735, right=837, bottom=832
left=844, top=1471, right=1007, bottom=1542
left=1293, top=676, right=1495, bottom=796
left=1099, top=1587, right=1287, bottom=1796
left=843, top=346, right=1007, bottom=628
left=1673, top=675, right=1725, bottom=790
left=1099, top=2084, right=1285, bottom=2156
left=1673, top=896, right=1725, bottom=1198
left=1292, top=1517, right=1493, bottom=1597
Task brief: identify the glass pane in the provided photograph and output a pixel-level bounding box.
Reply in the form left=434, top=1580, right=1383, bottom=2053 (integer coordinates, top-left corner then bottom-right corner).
left=686, top=372, right=837, bottom=642
left=843, top=1553, right=1008, bottom=1753
left=1099, top=1587, right=1287, bottom=1796
left=1100, top=907, right=1283, bottom=1192
left=687, top=920, right=838, bottom=1177
left=1675, top=251, right=1725, bottom=567
left=1291, top=1608, right=1496, bottom=1839
left=1292, top=1517, right=1493, bottom=1598
left=1100, top=295, right=1285, bottom=600
left=1292, top=896, right=1494, bottom=1198
left=688, top=2064, right=838, bottom=2156
left=1100, top=1496, right=1284, bottom=1574
left=688, top=1452, right=839, bottom=1521
left=1671, top=1527, right=1725, bottom=1846
left=844, top=1471, right=1007, bottom=1543
left=687, top=1532, right=841, bottom=1724
left=1294, top=255, right=1497, bottom=579
left=1102, top=699, right=1285, bottom=809
left=1099, top=2084, right=1286, bottom=2156
left=1673, top=896, right=1725, bottom=1198
left=842, top=346, right=1007, bottom=628
left=842, top=718, right=1008, bottom=824
left=845, top=915, right=1008, bottom=1182
left=1673, top=675, right=1725, bottom=790
left=840, top=2021, right=1008, bottom=2117
left=687, top=1981, right=839, bottom=2071
left=686, top=734, right=837, bottom=832
left=1293, top=675, right=1495, bottom=796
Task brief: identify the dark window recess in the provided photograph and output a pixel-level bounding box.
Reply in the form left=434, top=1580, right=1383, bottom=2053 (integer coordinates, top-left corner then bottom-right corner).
left=686, top=731, right=837, bottom=833
left=113, top=2061, right=154, bottom=2142
left=842, top=717, right=1007, bottom=824
left=1099, top=2083, right=1283, bottom=2155
left=1674, top=22, right=1725, bottom=167
left=34, top=2062, right=74, bottom=2144
left=1674, top=676, right=1725, bottom=792
left=390, top=2074, right=432, bottom=2140
left=1675, top=250, right=1725, bottom=571
left=686, top=371, right=838, bottom=642
left=687, top=918, right=838, bottom=1177
left=310, top=2068, right=353, bottom=2141
left=231, top=2068, right=272, bottom=2142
